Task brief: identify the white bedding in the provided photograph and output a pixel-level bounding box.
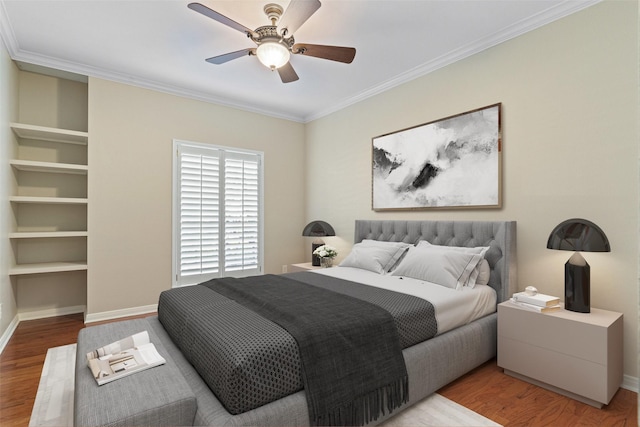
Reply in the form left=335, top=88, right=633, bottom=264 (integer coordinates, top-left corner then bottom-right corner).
left=312, top=266, right=497, bottom=335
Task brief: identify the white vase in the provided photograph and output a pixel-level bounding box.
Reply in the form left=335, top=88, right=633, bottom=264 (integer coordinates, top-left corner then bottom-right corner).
left=320, top=258, right=333, bottom=268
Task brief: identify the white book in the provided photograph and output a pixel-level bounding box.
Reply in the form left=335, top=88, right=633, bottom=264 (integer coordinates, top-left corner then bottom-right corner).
left=86, top=331, right=166, bottom=385
left=513, top=291, right=560, bottom=308
left=510, top=299, right=561, bottom=313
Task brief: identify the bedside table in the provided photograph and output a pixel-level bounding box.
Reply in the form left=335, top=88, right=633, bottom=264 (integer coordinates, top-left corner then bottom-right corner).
left=497, top=300, right=623, bottom=408
left=289, top=262, right=321, bottom=272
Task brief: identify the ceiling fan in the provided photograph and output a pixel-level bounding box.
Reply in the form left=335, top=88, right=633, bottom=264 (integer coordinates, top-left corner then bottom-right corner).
left=188, top=0, right=356, bottom=83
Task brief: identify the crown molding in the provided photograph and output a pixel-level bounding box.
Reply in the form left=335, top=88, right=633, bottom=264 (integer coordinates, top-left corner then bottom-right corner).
left=303, top=0, right=602, bottom=122
left=8, top=47, right=305, bottom=122
left=0, top=0, right=301, bottom=120
left=1, top=0, right=601, bottom=124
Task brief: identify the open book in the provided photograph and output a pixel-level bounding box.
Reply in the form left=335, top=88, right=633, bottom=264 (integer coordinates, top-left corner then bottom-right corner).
left=87, top=331, right=166, bottom=385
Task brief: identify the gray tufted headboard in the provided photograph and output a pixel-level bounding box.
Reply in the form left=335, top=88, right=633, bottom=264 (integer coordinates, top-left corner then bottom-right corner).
left=354, top=220, right=517, bottom=303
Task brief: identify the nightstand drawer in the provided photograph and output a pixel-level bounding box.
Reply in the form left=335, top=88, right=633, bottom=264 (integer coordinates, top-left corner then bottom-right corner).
left=498, top=336, right=609, bottom=403
left=498, top=302, right=620, bottom=364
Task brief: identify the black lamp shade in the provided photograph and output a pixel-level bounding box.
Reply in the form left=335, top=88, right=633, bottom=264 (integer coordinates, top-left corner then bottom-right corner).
left=302, top=221, right=336, bottom=237
left=547, top=218, right=610, bottom=313
left=546, top=218, right=610, bottom=253
left=302, top=221, right=335, bottom=266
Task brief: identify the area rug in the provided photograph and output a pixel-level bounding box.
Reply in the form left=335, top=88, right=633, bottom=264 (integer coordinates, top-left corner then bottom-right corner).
left=29, top=344, right=76, bottom=427
left=30, top=344, right=501, bottom=427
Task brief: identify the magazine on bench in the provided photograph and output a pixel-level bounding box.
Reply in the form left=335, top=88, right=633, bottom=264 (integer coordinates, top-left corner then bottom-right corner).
left=86, top=330, right=166, bottom=385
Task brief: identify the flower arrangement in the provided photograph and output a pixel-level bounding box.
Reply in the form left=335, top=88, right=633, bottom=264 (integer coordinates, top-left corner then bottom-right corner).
left=313, top=244, right=338, bottom=267
left=313, top=244, right=337, bottom=259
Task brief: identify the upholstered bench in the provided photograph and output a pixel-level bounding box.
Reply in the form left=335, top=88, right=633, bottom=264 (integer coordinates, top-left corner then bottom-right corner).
left=74, top=318, right=197, bottom=427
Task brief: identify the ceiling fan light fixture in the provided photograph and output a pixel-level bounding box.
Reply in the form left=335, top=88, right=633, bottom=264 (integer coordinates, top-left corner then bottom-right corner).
left=189, top=1, right=355, bottom=83
left=256, top=41, right=290, bottom=70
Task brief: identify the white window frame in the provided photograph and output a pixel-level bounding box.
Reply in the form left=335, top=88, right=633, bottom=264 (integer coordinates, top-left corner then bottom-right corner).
left=172, top=139, right=264, bottom=287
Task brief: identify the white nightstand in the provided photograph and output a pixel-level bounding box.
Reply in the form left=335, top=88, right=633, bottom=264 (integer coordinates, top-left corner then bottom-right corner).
left=289, top=262, right=321, bottom=272
left=497, top=300, right=623, bottom=408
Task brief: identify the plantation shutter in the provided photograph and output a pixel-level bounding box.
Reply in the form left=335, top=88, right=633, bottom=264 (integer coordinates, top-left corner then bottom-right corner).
left=175, top=142, right=263, bottom=287
left=224, top=152, right=261, bottom=273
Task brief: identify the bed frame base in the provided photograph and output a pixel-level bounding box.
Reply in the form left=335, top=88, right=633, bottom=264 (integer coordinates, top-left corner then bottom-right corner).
left=74, top=220, right=515, bottom=426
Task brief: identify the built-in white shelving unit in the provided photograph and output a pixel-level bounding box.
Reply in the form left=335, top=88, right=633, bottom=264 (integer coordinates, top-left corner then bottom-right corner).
left=9, top=122, right=88, bottom=276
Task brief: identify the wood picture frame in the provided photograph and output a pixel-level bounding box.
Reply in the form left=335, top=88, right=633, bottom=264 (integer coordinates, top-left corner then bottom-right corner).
left=372, top=103, right=502, bottom=211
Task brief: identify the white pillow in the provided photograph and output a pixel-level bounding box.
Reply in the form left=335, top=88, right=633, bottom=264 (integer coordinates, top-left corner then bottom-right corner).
left=416, top=241, right=490, bottom=288
left=475, top=259, right=491, bottom=286
left=360, top=240, right=412, bottom=271
left=392, top=244, right=488, bottom=289
left=339, top=241, right=410, bottom=274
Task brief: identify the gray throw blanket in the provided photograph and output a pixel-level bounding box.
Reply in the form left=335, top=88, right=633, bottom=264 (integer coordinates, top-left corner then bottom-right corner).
left=203, top=274, right=409, bottom=426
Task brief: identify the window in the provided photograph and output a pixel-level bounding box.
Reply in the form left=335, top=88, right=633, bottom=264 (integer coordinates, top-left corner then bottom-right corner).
left=173, top=140, right=263, bottom=287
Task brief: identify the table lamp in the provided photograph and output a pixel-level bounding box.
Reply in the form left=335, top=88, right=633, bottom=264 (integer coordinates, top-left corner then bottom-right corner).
left=302, top=220, right=335, bottom=266
left=546, top=218, right=610, bottom=313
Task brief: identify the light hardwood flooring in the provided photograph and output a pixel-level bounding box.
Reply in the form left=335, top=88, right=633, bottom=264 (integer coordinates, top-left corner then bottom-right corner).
left=1, top=313, right=637, bottom=427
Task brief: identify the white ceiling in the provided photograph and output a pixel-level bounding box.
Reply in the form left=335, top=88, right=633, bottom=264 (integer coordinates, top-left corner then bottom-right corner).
left=0, top=0, right=599, bottom=122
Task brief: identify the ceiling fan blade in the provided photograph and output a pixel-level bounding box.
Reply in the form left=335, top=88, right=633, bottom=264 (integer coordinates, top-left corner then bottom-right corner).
left=278, top=0, right=321, bottom=35
left=293, top=44, right=356, bottom=64
left=205, top=48, right=255, bottom=65
left=277, top=62, right=299, bottom=83
left=188, top=2, right=255, bottom=36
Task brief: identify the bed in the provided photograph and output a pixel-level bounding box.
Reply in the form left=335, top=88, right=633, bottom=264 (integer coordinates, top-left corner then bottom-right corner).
left=74, top=219, right=517, bottom=427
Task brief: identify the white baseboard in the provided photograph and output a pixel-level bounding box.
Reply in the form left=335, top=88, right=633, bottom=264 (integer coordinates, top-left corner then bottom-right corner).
left=0, top=304, right=156, bottom=354
left=621, top=374, right=639, bottom=393
left=18, top=305, right=86, bottom=322
left=0, top=314, right=19, bottom=355
left=84, top=304, right=157, bottom=324
left=1, top=306, right=85, bottom=354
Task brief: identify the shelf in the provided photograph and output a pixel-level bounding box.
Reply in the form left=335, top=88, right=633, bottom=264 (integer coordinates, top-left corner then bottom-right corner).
left=8, top=75, right=89, bottom=313
left=9, top=231, right=88, bottom=239
left=9, top=261, right=88, bottom=276
left=10, top=159, right=88, bottom=175
left=9, top=196, right=88, bottom=204
left=10, top=122, right=88, bottom=145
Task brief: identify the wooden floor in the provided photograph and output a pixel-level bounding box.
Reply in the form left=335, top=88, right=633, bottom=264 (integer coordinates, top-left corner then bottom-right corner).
left=1, top=313, right=637, bottom=427
left=439, top=363, right=638, bottom=426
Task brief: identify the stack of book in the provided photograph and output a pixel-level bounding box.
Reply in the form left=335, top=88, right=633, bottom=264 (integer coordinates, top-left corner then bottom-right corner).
left=511, top=291, right=561, bottom=313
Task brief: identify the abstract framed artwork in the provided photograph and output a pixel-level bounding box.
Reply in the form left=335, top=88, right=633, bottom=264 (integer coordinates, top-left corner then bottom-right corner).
left=372, top=103, right=502, bottom=211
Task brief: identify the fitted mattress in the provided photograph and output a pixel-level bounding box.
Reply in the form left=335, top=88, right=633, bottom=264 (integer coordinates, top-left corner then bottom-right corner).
left=313, top=266, right=497, bottom=334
